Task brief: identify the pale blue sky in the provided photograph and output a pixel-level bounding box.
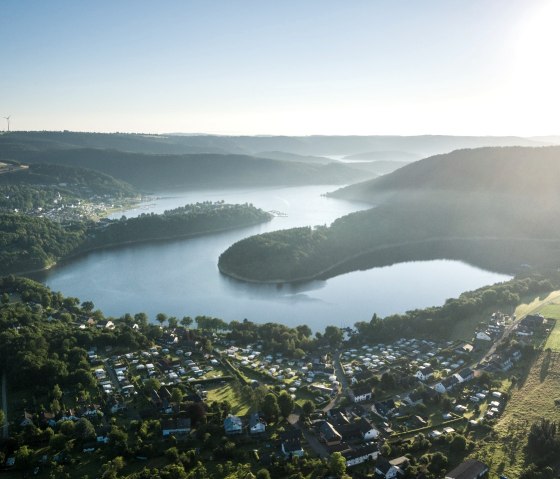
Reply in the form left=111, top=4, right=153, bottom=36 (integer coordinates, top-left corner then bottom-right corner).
left=1, top=0, right=558, bottom=135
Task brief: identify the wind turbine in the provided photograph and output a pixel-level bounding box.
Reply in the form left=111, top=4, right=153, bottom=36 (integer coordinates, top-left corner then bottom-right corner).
left=3, top=116, right=10, bottom=132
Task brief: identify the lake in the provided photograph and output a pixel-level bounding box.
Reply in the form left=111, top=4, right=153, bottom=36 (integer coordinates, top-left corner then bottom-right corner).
left=37, top=185, right=511, bottom=331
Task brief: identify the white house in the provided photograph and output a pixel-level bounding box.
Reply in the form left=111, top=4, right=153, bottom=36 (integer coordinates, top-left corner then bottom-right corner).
left=357, top=417, right=380, bottom=441
left=249, top=413, right=266, bottom=434
left=350, top=385, right=373, bottom=403
left=342, top=443, right=379, bottom=467
left=414, top=365, right=434, bottom=381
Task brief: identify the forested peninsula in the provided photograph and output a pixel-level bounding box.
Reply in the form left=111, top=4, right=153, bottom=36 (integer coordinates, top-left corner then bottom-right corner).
left=219, top=147, right=560, bottom=283
left=0, top=203, right=272, bottom=276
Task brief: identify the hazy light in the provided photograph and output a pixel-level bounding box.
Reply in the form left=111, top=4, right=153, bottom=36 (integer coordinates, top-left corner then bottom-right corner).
left=509, top=0, right=560, bottom=133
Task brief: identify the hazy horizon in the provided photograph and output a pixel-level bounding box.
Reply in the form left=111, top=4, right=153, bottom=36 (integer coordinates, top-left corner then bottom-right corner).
left=2, top=0, right=560, bottom=136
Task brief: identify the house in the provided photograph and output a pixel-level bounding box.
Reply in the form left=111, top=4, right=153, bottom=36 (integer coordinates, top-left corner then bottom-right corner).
left=342, top=442, right=379, bottom=467
left=319, top=421, right=342, bottom=445
left=350, top=385, right=373, bottom=403
left=281, top=430, right=304, bottom=457
left=162, top=417, right=191, bottom=437
left=445, top=459, right=489, bottom=479
left=249, top=413, right=266, bottom=434
left=357, top=417, right=380, bottom=441
left=375, top=457, right=402, bottom=479
left=224, top=415, right=243, bottom=435
left=415, top=365, right=434, bottom=381
left=455, top=368, right=474, bottom=383
left=404, top=390, right=424, bottom=406
left=20, top=411, right=34, bottom=427
left=475, top=331, right=492, bottom=341
left=40, top=411, right=57, bottom=428
left=434, top=375, right=459, bottom=394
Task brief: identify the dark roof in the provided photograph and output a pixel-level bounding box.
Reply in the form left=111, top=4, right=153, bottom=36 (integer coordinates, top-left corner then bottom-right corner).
left=249, top=413, right=263, bottom=428
left=342, top=442, right=379, bottom=461
left=319, top=421, right=342, bottom=441
left=327, top=442, right=352, bottom=454
left=338, top=422, right=362, bottom=440
left=419, top=365, right=433, bottom=375
left=357, top=417, right=376, bottom=435
left=280, top=429, right=303, bottom=441
left=408, top=390, right=424, bottom=402
left=282, top=437, right=303, bottom=453
left=458, top=368, right=473, bottom=379
left=445, top=459, right=489, bottom=479
left=161, top=417, right=191, bottom=430
left=353, top=384, right=373, bottom=396
left=442, top=375, right=459, bottom=388
left=375, top=457, right=393, bottom=474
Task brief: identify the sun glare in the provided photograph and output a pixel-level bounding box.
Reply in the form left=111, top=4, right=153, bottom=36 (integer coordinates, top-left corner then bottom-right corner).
left=511, top=1, right=560, bottom=130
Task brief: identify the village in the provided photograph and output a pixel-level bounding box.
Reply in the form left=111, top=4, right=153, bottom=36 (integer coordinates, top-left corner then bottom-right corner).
left=5, top=305, right=553, bottom=478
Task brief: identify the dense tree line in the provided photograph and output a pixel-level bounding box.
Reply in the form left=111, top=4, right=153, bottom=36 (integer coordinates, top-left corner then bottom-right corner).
left=0, top=163, right=136, bottom=198
left=0, top=202, right=271, bottom=275
left=352, top=273, right=558, bottom=342
left=0, top=277, right=154, bottom=390
left=219, top=191, right=560, bottom=282
left=0, top=213, right=86, bottom=274
left=84, top=202, right=271, bottom=249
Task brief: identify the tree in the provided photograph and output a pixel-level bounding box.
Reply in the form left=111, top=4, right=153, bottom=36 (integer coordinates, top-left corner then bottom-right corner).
left=277, top=391, right=294, bottom=419
left=329, top=452, right=347, bottom=477
left=134, top=312, right=148, bottom=328
left=74, top=418, right=96, bottom=442
left=296, top=324, right=312, bottom=339
left=323, top=326, right=343, bottom=349
left=181, top=316, right=193, bottom=329
left=301, top=400, right=315, bottom=420
left=156, top=313, right=167, bottom=326
left=449, top=434, right=467, bottom=453
left=101, top=456, right=125, bottom=479
left=262, top=394, right=280, bottom=423
left=144, top=377, right=161, bottom=393
left=81, top=301, right=95, bottom=313
left=256, top=469, right=271, bottom=479
left=52, top=384, right=63, bottom=401
left=171, top=388, right=184, bottom=405
left=168, top=317, right=178, bottom=329
left=15, top=445, right=33, bottom=471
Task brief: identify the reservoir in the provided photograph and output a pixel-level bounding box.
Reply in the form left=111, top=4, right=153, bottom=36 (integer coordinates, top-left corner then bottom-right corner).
left=37, top=185, right=511, bottom=331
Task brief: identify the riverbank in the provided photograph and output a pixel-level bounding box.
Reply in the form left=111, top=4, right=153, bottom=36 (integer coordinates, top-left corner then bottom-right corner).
left=218, top=236, right=560, bottom=284
left=18, top=217, right=273, bottom=279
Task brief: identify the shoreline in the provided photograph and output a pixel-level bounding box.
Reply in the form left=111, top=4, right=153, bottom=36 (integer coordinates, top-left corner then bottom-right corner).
left=11, top=217, right=272, bottom=278
left=218, top=235, right=560, bottom=284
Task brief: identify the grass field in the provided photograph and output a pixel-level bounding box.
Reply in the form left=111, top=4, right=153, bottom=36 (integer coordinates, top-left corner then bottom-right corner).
left=474, top=350, right=560, bottom=477
left=514, top=290, right=560, bottom=319
left=206, top=383, right=252, bottom=415
left=537, top=303, right=560, bottom=351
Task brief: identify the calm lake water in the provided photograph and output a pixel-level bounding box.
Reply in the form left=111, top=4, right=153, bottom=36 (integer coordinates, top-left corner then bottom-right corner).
left=38, top=185, right=511, bottom=331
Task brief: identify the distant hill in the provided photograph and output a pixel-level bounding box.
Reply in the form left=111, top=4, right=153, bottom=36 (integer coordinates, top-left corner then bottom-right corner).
left=345, top=160, right=409, bottom=176
left=2, top=148, right=375, bottom=190
left=342, top=150, right=420, bottom=162
left=219, top=146, right=560, bottom=282
left=0, top=162, right=136, bottom=197
left=330, top=146, right=560, bottom=203
left=0, top=131, right=549, bottom=158
left=255, top=150, right=333, bottom=164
